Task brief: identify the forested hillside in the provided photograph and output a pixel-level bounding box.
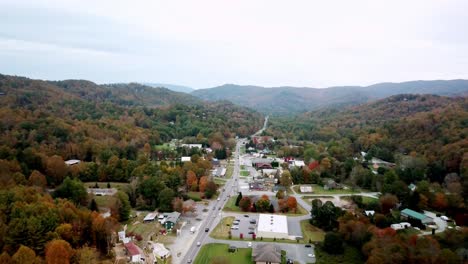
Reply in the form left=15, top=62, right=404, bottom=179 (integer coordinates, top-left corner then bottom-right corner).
left=0, top=74, right=263, bottom=262
left=191, top=80, right=468, bottom=115
left=0, top=74, right=262, bottom=164
left=268, top=94, right=467, bottom=175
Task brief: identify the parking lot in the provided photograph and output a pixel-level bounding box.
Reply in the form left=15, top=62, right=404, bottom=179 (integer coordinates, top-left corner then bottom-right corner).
left=229, top=214, right=258, bottom=239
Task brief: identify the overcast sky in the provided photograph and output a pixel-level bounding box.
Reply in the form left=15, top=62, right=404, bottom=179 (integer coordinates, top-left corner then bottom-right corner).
left=0, top=0, right=467, bottom=89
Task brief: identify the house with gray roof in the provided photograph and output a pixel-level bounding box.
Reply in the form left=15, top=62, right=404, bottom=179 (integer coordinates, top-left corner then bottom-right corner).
left=252, top=244, right=281, bottom=264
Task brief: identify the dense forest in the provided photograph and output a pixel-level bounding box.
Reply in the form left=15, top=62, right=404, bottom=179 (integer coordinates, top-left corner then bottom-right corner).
left=263, top=94, right=468, bottom=263
left=0, top=74, right=263, bottom=263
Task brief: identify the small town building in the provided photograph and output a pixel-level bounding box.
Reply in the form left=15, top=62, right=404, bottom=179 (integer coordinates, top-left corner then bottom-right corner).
left=400, top=208, right=433, bottom=224
left=212, top=167, right=226, bottom=177
left=252, top=244, right=281, bottom=264
left=324, top=179, right=342, bottom=190
left=181, top=144, right=203, bottom=149
left=164, top=212, right=181, bottom=230
left=151, top=242, right=171, bottom=260
left=87, top=188, right=117, bottom=196
left=364, top=210, right=375, bottom=217
left=181, top=156, right=191, bottom=162
left=256, top=214, right=289, bottom=239
left=299, top=186, right=313, bottom=193
left=124, top=242, right=143, bottom=263
left=143, top=212, right=158, bottom=223
left=65, top=159, right=81, bottom=166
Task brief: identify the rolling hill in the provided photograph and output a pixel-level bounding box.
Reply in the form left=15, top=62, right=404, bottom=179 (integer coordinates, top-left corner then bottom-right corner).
left=0, top=74, right=263, bottom=162
left=191, top=80, right=468, bottom=115
left=142, top=82, right=194, bottom=93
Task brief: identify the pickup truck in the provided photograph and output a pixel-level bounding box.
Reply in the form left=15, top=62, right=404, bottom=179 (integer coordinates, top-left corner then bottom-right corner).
left=190, top=226, right=196, bottom=234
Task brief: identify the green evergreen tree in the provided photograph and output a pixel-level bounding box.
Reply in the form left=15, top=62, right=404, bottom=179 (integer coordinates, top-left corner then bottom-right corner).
left=235, top=192, right=243, bottom=206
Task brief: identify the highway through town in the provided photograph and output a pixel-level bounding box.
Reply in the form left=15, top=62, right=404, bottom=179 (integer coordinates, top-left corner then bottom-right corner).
left=181, top=139, right=242, bottom=263
left=181, top=117, right=268, bottom=263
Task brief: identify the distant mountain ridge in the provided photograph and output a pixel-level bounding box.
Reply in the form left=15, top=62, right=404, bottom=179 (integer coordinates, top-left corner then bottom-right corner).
left=191, top=80, right=468, bottom=114
left=142, top=82, right=194, bottom=93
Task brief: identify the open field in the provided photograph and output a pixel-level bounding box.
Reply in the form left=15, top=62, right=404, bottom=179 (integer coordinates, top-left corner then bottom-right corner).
left=187, top=191, right=203, bottom=201
left=340, top=195, right=378, bottom=204
left=300, top=220, right=325, bottom=242
left=84, top=182, right=129, bottom=191
left=293, top=185, right=359, bottom=195
left=93, top=195, right=117, bottom=209
left=194, top=243, right=253, bottom=264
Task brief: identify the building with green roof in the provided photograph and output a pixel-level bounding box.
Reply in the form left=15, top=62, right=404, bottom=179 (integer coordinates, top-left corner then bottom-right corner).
left=401, top=208, right=433, bottom=224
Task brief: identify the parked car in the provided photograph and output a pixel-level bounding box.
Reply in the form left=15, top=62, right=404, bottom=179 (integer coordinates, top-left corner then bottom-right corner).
left=248, top=231, right=255, bottom=235
left=205, top=228, right=209, bottom=232
left=250, top=220, right=256, bottom=224
left=244, top=214, right=249, bottom=217
left=307, top=254, right=315, bottom=258
left=305, top=244, right=312, bottom=248
left=197, top=242, right=201, bottom=247
left=248, top=242, right=252, bottom=247
left=231, top=226, right=239, bottom=230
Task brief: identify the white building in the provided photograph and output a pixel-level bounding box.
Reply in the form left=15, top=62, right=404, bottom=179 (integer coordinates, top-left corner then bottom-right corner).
left=65, top=159, right=81, bottom=166
left=181, top=156, right=191, bottom=162
left=181, top=144, right=202, bottom=149
left=143, top=212, right=158, bottom=222
left=256, top=214, right=289, bottom=239
left=151, top=243, right=171, bottom=260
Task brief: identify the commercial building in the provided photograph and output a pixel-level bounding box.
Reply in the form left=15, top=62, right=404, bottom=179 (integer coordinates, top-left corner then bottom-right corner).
left=401, top=208, right=433, bottom=224
left=256, top=214, right=289, bottom=239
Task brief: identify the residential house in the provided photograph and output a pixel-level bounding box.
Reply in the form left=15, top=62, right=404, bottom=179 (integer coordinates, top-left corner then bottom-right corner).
left=164, top=212, right=181, bottom=230
left=324, top=179, right=342, bottom=190
left=124, top=242, right=143, bottom=263
left=151, top=242, right=171, bottom=260
left=252, top=244, right=281, bottom=264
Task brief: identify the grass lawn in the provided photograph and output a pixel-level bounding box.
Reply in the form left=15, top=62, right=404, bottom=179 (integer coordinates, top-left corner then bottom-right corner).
left=126, top=214, right=174, bottom=245
left=340, top=196, right=378, bottom=205
left=187, top=192, right=203, bottom=201
left=314, top=244, right=364, bottom=264
left=300, top=220, right=325, bottom=242
left=225, top=164, right=234, bottom=179
left=210, top=216, right=235, bottom=239
left=297, top=184, right=359, bottom=195
left=194, top=243, right=253, bottom=264
left=214, top=178, right=227, bottom=185
left=240, top=170, right=249, bottom=177
left=223, top=196, right=241, bottom=212
left=93, top=195, right=117, bottom=209
left=240, top=165, right=245, bottom=170
left=84, top=182, right=129, bottom=191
